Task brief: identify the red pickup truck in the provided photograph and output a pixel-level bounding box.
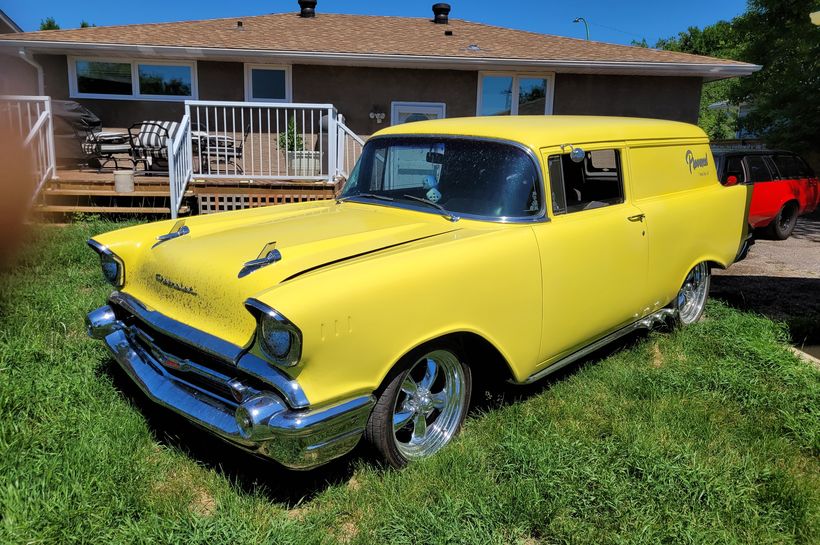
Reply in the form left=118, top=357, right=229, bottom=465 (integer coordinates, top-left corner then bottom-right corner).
left=714, top=150, right=819, bottom=239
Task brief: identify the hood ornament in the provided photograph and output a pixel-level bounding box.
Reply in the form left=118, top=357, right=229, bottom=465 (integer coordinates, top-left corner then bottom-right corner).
left=152, top=220, right=190, bottom=249
left=239, top=242, right=282, bottom=278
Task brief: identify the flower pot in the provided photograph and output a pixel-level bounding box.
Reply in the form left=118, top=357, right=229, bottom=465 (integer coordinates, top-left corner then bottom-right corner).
left=286, top=151, right=322, bottom=177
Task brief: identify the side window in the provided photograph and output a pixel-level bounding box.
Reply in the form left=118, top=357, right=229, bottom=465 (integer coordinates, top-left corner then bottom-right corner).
left=548, top=149, right=624, bottom=215
left=723, top=156, right=746, bottom=184
left=744, top=156, right=772, bottom=183
left=773, top=154, right=808, bottom=179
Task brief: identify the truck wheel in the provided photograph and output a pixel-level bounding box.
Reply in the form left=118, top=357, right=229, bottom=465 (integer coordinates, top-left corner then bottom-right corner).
left=768, top=202, right=798, bottom=240
left=675, top=262, right=710, bottom=325
left=365, top=345, right=471, bottom=468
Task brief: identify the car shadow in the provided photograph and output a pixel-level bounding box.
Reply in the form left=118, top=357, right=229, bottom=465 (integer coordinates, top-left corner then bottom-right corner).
left=98, top=330, right=651, bottom=503
left=710, top=275, right=820, bottom=346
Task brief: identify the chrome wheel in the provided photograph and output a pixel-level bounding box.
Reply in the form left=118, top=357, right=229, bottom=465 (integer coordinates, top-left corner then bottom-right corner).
left=392, top=349, right=467, bottom=460
left=676, top=262, right=710, bottom=325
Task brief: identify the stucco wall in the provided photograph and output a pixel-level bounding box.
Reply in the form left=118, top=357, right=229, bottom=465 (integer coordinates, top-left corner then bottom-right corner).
left=0, top=54, right=37, bottom=94
left=292, top=65, right=477, bottom=135
left=553, top=74, right=703, bottom=124
left=33, top=53, right=705, bottom=130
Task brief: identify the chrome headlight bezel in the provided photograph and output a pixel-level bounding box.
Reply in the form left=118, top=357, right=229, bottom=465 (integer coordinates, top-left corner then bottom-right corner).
left=245, top=299, right=302, bottom=368
left=87, top=239, right=124, bottom=288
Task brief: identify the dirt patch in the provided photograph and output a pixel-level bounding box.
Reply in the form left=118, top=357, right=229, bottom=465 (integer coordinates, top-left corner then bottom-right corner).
left=650, top=343, right=664, bottom=368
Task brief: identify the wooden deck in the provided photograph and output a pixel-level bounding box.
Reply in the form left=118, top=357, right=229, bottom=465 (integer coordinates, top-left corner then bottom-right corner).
left=34, top=167, right=339, bottom=220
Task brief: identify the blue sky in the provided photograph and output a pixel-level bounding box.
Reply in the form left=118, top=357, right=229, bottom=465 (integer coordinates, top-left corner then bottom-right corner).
left=4, top=0, right=748, bottom=46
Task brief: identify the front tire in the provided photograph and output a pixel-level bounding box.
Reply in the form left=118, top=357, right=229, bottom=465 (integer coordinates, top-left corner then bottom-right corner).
left=675, top=262, right=711, bottom=325
left=768, top=202, right=798, bottom=240
left=365, top=345, right=471, bottom=468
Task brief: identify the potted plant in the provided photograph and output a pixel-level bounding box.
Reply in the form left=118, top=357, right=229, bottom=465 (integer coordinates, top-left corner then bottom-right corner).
left=279, top=117, right=322, bottom=177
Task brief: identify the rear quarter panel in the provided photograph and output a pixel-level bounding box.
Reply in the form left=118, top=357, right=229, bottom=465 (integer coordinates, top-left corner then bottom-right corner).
left=627, top=140, right=750, bottom=309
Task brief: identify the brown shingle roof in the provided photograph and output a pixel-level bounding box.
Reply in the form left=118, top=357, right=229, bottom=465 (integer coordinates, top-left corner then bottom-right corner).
left=0, top=12, right=755, bottom=71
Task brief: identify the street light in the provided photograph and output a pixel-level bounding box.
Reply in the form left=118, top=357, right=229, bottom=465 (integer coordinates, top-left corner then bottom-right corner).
left=573, top=17, right=589, bottom=40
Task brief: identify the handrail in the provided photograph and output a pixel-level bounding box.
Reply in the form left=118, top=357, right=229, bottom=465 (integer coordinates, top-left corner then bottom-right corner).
left=23, top=111, right=49, bottom=146
left=339, top=121, right=365, bottom=146
left=186, top=100, right=335, bottom=109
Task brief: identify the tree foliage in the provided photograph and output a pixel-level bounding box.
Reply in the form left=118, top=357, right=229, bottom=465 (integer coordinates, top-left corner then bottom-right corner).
left=731, top=0, right=820, bottom=154
left=39, top=17, right=59, bottom=30
left=655, top=0, right=820, bottom=154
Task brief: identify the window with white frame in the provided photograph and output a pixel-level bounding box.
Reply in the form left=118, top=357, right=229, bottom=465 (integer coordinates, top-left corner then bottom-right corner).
left=477, top=73, right=554, bottom=116
left=69, top=57, right=196, bottom=100
left=244, top=64, right=292, bottom=102
left=390, top=101, right=447, bottom=125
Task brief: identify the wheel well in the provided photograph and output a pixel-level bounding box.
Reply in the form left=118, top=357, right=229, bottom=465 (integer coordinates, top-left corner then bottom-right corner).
left=782, top=199, right=800, bottom=214
left=375, top=332, right=516, bottom=395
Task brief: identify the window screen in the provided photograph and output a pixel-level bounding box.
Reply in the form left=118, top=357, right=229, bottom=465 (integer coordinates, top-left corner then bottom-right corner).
left=547, top=149, right=624, bottom=215
left=745, top=156, right=772, bottom=182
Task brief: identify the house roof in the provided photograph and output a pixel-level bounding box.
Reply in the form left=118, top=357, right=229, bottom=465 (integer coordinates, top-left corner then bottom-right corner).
left=0, top=12, right=759, bottom=79
left=0, top=9, right=23, bottom=33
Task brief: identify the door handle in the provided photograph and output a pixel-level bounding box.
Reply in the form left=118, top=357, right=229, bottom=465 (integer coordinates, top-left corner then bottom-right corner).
left=627, top=213, right=645, bottom=222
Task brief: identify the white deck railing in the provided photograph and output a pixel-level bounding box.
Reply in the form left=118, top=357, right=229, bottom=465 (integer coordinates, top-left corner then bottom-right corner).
left=337, top=117, right=365, bottom=179
left=184, top=100, right=341, bottom=182
left=0, top=95, right=57, bottom=203
left=167, top=114, right=193, bottom=219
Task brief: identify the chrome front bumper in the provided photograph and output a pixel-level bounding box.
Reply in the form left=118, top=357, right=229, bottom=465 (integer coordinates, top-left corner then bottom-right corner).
left=86, top=300, right=374, bottom=470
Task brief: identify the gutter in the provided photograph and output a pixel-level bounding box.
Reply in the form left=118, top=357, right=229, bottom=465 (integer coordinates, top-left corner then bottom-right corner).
left=17, top=48, right=44, bottom=95
left=0, top=39, right=762, bottom=79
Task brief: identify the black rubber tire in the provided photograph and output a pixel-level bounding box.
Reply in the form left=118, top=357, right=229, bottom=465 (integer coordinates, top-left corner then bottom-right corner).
left=768, top=202, right=798, bottom=240
left=364, top=343, right=472, bottom=468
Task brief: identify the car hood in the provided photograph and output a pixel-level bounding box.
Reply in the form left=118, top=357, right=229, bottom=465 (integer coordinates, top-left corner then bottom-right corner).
left=116, top=201, right=460, bottom=348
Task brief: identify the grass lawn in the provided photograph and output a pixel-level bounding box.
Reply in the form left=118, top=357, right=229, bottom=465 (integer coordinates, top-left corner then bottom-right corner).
left=0, top=221, right=818, bottom=544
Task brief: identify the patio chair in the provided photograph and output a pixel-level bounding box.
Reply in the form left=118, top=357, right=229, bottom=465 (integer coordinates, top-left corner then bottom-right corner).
left=128, top=121, right=180, bottom=173
left=193, top=122, right=251, bottom=174
left=72, top=120, right=132, bottom=172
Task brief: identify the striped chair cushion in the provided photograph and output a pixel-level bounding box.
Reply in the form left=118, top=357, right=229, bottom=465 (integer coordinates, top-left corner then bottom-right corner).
left=136, top=121, right=180, bottom=148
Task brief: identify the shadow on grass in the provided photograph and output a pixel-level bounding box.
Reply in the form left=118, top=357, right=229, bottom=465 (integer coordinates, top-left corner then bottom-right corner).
left=711, top=275, right=820, bottom=345
left=97, top=329, right=653, bottom=504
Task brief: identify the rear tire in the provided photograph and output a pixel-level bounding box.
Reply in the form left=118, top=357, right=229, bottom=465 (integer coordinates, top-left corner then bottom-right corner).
left=365, top=343, right=471, bottom=468
left=768, top=202, right=798, bottom=240
left=675, top=262, right=711, bottom=325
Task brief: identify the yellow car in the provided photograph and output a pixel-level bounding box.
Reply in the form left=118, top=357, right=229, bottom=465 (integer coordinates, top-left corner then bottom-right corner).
left=86, top=116, right=752, bottom=469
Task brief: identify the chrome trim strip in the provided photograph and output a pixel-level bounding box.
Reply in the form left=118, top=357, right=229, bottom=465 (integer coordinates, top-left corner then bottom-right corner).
left=87, top=239, right=125, bottom=287
left=152, top=223, right=190, bottom=249
left=106, top=291, right=310, bottom=409
left=517, top=308, right=678, bottom=385
left=342, top=135, right=550, bottom=224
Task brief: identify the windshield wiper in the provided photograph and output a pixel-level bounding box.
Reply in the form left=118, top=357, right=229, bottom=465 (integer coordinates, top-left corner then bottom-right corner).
left=336, top=193, right=396, bottom=204
left=401, top=194, right=460, bottom=222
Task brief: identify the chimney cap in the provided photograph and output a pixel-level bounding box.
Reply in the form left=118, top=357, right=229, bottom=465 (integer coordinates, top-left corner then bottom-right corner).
left=298, top=0, right=317, bottom=18
left=432, top=3, right=451, bottom=24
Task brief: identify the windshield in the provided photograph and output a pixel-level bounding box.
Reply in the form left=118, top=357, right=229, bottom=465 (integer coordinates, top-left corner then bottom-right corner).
left=339, top=137, right=543, bottom=220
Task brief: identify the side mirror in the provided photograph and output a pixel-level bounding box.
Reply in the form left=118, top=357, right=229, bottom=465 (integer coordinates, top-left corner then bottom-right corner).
left=725, top=175, right=738, bottom=186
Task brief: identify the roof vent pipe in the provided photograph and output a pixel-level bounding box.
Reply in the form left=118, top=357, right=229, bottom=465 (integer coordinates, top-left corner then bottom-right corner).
left=298, top=0, right=317, bottom=18
left=432, top=3, right=450, bottom=24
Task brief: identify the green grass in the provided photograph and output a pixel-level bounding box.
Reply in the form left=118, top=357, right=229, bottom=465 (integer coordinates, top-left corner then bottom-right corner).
left=0, top=221, right=818, bottom=544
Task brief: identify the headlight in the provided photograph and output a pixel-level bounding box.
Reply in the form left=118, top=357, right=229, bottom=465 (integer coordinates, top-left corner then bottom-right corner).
left=246, top=300, right=302, bottom=367
left=87, top=240, right=124, bottom=288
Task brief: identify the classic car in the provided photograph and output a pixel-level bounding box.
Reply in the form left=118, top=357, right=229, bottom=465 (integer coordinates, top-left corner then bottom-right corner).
left=712, top=149, right=819, bottom=239
left=86, top=116, right=752, bottom=470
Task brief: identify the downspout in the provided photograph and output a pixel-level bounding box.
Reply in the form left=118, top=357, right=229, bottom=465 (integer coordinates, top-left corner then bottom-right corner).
left=18, top=48, right=45, bottom=96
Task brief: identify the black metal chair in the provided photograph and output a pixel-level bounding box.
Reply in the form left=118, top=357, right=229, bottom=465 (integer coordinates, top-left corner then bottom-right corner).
left=193, top=122, right=251, bottom=174
left=128, top=121, right=179, bottom=174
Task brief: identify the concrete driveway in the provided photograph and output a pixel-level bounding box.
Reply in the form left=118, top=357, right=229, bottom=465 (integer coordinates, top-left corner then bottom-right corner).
left=711, top=208, right=820, bottom=354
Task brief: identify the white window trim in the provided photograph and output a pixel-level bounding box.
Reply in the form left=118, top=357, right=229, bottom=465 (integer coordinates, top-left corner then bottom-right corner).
left=476, top=71, right=555, bottom=116
left=244, top=63, right=293, bottom=103
left=68, top=56, right=198, bottom=102
left=390, top=101, right=447, bottom=125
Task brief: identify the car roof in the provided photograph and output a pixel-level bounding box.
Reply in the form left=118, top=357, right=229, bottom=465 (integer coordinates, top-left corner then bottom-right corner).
left=711, top=148, right=795, bottom=157
left=375, top=115, right=707, bottom=150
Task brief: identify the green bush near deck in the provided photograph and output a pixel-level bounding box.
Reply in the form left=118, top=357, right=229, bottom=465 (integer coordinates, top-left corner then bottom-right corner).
left=0, top=221, right=817, bottom=544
